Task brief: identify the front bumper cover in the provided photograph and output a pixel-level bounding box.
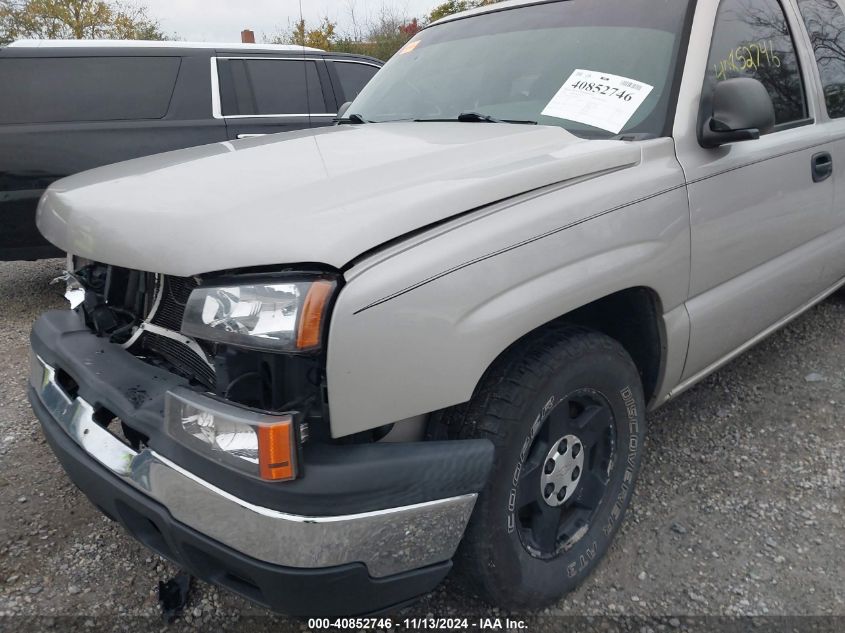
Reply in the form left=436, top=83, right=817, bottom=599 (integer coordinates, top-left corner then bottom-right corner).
left=28, top=310, right=494, bottom=614
left=30, top=311, right=493, bottom=516
left=33, top=388, right=453, bottom=615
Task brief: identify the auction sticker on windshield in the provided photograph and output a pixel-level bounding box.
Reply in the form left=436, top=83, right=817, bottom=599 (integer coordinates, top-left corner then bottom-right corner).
left=542, top=69, right=654, bottom=134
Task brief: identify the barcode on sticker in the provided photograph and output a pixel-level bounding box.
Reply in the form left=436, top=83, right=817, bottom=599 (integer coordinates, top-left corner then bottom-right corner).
left=620, top=80, right=643, bottom=90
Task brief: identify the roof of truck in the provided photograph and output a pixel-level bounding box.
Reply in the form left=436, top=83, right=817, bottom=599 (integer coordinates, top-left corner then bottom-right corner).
left=7, top=39, right=323, bottom=52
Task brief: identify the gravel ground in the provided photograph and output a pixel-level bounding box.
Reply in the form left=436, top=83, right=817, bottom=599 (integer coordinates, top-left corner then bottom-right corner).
left=0, top=258, right=843, bottom=632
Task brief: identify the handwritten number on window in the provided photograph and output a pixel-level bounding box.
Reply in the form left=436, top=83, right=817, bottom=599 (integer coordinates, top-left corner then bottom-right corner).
left=714, top=40, right=781, bottom=80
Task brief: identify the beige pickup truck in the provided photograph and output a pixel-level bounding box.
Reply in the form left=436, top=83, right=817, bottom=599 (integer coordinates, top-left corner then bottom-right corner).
left=28, top=0, right=845, bottom=616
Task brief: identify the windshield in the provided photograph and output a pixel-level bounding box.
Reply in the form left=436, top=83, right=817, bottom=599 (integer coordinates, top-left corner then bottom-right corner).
left=348, top=0, right=692, bottom=138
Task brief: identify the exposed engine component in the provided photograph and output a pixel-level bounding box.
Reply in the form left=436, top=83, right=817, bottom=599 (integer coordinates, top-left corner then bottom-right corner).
left=68, top=263, right=155, bottom=342
left=65, top=261, right=330, bottom=441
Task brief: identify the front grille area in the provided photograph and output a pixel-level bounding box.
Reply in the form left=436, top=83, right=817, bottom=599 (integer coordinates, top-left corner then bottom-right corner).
left=73, top=262, right=328, bottom=433
left=149, top=276, right=197, bottom=332
left=136, top=330, right=216, bottom=388
left=128, top=274, right=216, bottom=389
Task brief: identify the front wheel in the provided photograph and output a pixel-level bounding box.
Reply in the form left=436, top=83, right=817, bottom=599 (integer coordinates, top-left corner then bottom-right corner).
left=453, top=325, right=647, bottom=608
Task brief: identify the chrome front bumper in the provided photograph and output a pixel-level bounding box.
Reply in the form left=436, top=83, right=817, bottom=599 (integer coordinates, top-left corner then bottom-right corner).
left=30, top=354, right=477, bottom=578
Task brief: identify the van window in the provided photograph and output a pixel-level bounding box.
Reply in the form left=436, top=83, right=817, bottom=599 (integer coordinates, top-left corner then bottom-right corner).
left=0, top=56, right=181, bottom=124
left=217, top=59, right=328, bottom=116
left=796, top=0, right=845, bottom=118
left=333, top=61, right=379, bottom=102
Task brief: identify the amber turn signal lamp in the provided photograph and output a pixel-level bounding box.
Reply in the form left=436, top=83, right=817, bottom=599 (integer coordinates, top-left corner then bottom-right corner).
left=296, top=279, right=335, bottom=350
left=257, top=421, right=296, bottom=481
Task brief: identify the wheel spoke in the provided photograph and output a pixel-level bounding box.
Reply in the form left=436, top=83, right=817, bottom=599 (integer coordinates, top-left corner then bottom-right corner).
left=531, top=503, right=563, bottom=552
left=525, top=436, right=549, bottom=467
left=562, top=504, right=594, bottom=537
left=572, top=470, right=606, bottom=511
left=517, top=464, right=541, bottom=507
left=543, top=407, right=570, bottom=442
left=574, top=405, right=612, bottom=450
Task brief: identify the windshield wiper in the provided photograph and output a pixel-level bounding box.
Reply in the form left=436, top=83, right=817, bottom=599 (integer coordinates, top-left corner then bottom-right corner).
left=458, top=111, right=503, bottom=123
left=610, top=132, right=656, bottom=141
left=336, top=113, right=370, bottom=125
left=414, top=112, right=537, bottom=125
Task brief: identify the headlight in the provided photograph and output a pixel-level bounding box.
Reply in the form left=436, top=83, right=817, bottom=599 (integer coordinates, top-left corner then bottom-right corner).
left=165, top=388, right=297, bottom=481
left=180, top=277, right=336, bottom=352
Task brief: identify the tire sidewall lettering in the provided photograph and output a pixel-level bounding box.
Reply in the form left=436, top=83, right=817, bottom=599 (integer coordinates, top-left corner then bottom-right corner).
left=603, top=385, right=641, bottom=538
left=508, top=395, right=557, bottom=534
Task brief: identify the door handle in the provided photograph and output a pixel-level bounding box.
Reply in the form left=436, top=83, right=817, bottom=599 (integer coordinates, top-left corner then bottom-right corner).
left=236, top=133, right=266, bottom=139
left=812, top=152, right=833, bottom=182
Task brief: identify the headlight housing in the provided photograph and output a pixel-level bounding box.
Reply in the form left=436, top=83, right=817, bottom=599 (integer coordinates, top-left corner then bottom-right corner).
left=180, top=277, right=336, bottom=352
left=165, top=388, right=297, bottom=481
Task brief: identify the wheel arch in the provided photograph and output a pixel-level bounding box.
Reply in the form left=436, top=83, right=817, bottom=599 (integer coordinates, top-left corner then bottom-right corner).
left=472, top=286, right=666, bottom=406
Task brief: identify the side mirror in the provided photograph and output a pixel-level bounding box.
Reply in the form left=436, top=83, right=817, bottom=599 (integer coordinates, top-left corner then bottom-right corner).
left=699, top=78, right=775, bottom=148
left=336, top=101, right=353, bottom=119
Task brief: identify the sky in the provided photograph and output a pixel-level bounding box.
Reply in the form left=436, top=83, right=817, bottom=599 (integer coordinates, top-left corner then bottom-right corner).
left=141, top=0, right=443, bottom=43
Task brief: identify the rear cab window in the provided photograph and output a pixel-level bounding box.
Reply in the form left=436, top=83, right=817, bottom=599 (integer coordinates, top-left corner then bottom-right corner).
left=216, top=58, right=329, bottom=116
left=796, top=0, right=845, bottom=118
left=0, top=56, right=181, bottom=124
left=704, top=0, right=809, bottom=129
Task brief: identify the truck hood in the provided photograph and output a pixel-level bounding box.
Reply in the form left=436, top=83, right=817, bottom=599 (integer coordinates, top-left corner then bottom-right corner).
left=37, top=122, right=641, bottom=276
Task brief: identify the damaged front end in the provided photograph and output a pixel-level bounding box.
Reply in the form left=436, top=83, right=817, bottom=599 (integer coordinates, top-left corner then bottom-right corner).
left=28, top=257, right=493, bottom=616
left=60, top=259, right=333, bottom=443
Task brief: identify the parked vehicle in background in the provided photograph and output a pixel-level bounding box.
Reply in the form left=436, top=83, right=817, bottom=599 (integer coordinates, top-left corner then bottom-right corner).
left=25, top=0, right=845, bottom=618
left=0, top=40, right=382, bottom=261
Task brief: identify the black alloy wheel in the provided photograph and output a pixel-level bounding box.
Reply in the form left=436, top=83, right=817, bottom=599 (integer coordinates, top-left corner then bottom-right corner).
left=515, top=390, right=616, bottom=558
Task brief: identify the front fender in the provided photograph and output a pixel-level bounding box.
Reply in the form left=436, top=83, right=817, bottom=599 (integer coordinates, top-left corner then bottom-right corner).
left=326, top=139, right=690, bottom=438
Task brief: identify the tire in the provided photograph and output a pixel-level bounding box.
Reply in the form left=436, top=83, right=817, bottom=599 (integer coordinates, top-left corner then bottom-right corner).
left=451, top=325, right=647, bottom=608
